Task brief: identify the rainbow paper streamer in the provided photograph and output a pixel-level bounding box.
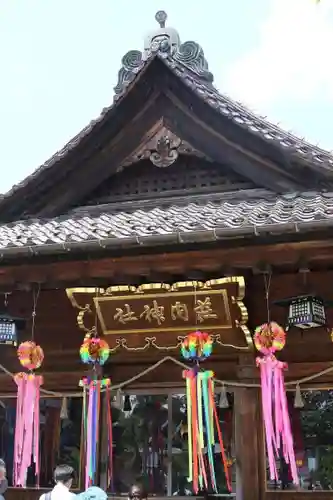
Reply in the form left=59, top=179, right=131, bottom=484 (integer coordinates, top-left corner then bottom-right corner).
left=182, top=368, right=231, bottom=494
left=80, top=377, right=113, bottom=489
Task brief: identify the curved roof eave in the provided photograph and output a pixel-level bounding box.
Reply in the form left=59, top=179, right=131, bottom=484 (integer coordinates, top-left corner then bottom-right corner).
left=1, top=16, right=333, bottom=214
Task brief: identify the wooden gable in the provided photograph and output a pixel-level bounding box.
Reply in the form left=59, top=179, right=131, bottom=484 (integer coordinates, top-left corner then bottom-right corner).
left=79, top=156, right=257, bottom=209
left=1, top=13, right=333, bottom=224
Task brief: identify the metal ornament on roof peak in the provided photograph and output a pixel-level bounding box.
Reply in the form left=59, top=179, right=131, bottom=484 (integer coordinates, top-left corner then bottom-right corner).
left=114, top=11, right=213, bottom=99
left=144, top=10, right=180, bottom=55
left=155, top=10, right=167, bottom=28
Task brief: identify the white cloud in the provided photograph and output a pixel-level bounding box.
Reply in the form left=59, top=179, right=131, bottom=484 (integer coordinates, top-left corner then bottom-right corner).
left=224, top=0, right=333, bottom=107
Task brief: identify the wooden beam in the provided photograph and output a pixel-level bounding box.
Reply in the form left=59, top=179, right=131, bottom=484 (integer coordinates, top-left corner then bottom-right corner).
left=37, top=91, right=162, bottom=218
left=0, top=64, right=159, bottom=221
left=163, top=92, right=300, bottom=192
left=1, top=239, right=333, bottom=286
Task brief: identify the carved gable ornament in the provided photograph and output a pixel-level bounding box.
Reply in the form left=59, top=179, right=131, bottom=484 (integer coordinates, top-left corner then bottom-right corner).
left=119, top=125, right=210, bottom=170
left=66, top=277, right=252, bottom=353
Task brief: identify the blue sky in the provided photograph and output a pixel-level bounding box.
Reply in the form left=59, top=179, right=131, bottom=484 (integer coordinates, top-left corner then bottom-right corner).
left=0, top=0, right=332, bottom=193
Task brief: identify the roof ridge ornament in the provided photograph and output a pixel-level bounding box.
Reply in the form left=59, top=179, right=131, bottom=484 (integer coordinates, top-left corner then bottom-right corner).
left=144, top=10, right=181, bottom=55
left=113, top=11, right=213, bottom=100
left=155, top=10, right=167, bottom=28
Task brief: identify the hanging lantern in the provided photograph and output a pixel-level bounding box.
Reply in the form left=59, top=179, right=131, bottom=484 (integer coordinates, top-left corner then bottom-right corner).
left=0, top=315, right=17, bottom=345
left=0, top=313, right=24, bottom=346
left=276, top=295, right=327, bottom=330
left=0, top=293, right=26, bottom=346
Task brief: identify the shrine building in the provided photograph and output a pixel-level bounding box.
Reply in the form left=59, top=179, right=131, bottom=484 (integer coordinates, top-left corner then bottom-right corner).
left=0, top=10, right=333, bottom=500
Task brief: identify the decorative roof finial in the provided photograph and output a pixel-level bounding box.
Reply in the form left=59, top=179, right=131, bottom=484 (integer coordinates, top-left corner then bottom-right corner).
left=113, top=10, right=214, bottom=100
left=155, top=11, right=167, bottom=28
left=143, top=10, right=180, bottom=55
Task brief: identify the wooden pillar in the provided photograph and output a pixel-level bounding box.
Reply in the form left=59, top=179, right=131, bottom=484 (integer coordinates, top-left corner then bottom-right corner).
left=234, top=356, right=265, bottom=500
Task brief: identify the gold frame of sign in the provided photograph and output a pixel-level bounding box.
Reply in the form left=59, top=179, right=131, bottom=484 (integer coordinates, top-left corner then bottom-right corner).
left=66, top=277, right=252, bottom=352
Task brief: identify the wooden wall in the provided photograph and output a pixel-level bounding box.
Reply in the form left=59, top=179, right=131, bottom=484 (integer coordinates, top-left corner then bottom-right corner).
left=1, top=270, right=333, bottom=394
left=2, top=269, right=333, bottom=500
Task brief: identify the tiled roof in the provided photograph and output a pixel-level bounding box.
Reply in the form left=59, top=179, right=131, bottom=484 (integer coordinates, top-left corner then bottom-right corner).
left=2, top=24, right=333, bottom=204
left=0, top=193, right=333, bottom=252
left=116, top=50, right=333, bottom=169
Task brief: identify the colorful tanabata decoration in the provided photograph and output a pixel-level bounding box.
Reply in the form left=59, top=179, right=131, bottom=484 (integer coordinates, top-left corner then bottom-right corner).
left=181, top=331, right=231, bottom=494
left=17, top=340, right=44, bottom=370
left=79, top=335, right=112, bottom=489
left=254, top=322, right=298, bottom=485
left=14, top=341, right=44, bottom=487
left=80, top=336, right=110, bottom=366
left=181, top=330, right=213, bottom=361
left=80, top=377, right=113, bottom=490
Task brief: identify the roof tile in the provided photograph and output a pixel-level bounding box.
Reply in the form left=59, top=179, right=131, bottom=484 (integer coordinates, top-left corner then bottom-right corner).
left=2, top=31, right=333, bottom=205
left=0, top=193, right=332, bottom=250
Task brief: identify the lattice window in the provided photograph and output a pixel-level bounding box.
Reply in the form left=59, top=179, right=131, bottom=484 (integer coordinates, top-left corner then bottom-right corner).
left=82, top=156, right=255, bottom=206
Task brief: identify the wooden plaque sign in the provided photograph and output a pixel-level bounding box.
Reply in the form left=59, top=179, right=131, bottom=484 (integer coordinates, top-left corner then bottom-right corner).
left=66, top=277, right=252, bottom=351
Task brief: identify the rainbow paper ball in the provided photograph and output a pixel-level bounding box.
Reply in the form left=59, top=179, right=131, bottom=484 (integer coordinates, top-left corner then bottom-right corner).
left=180, top=331, right=213, bottom=361
left=17, top=341, right=44, bottom=370
left=80, top=336, right=110, bottom=365
left=253, top=321, right=286, bottom=355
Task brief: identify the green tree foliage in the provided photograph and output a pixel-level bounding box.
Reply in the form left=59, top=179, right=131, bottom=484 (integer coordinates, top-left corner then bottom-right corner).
left=301, top=390, right=333, bottom=489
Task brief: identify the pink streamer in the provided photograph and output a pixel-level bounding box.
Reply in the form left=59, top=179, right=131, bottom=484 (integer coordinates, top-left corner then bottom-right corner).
left=13, top=373, right=43, bottom=487
left=85, top=385, right=94, bottom=490
left=256, top=355, right=299, bottom=486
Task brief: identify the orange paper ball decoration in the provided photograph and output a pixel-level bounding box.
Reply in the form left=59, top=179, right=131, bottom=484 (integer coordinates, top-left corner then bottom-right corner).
left=253, top=322, right=286, bottom=355
left=17, top=341, right=44, bottom=370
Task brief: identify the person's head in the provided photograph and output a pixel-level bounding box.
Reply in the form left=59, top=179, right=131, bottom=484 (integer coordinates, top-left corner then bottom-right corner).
left=54, top=464, right=75, bottom=489
left=128, top=483, right=148, bottom=500
left=78, top=486, right=107, bottom=500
